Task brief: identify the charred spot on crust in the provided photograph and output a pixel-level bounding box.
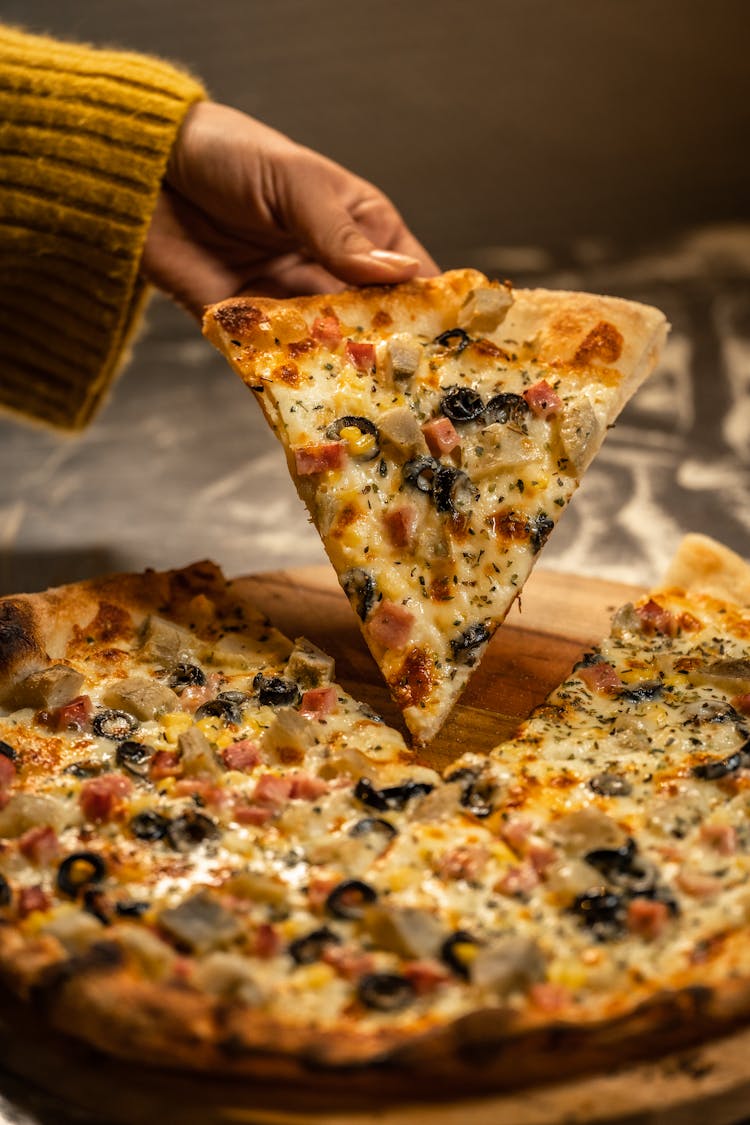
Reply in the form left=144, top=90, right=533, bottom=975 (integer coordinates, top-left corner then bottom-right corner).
left=31, top=941, right=125, bottom=1004
left=271, top=362, right=300, bottom=387
left=0, top=600, right=41, bottom=688
left=389, top=647, right=435, bottom=709
left=213, top=301, right=268, bottom=338
left=573, top=320, right=624, bottom=366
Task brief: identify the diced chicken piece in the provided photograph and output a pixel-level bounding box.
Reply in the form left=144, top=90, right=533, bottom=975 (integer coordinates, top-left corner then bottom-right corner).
left=159, top=891, right=243, bottom=954
left=545, top=858, right=602, bottom=906
left=117, top=925, right=176, bottom=979
left=464, top=424, right=541, bottom=481
left=366, top=601, right=415, bottom=651
left=193, top=951, right=264, bottom=1003
left=551, top=808, right=626, bottom=854
left=212, top=634, right=266, bottom=670
left=294, top=441, right=347, bottom=476
left=362, top=905, right=443, bottom=960
left=0, top=793, right=73, bottom=836
left=286, top=637, right=335, bottom=689
left=43, top=909, right=104, bottom=953
left=470, top=936, right=545, bottom=996
left=409, top=780, right=464, bottom=823
left=139, top=615, right=197, bottom=666
left=422, top=417, right=461, bottom=457
left=457, top=285, right=513, bottom=333
left=7, top=664, right=84, bottom=711
left=378, top=407, right=430, bottom=457
left=381, top=334, right=421, bottom=380
left=559, top=398, right=602, bottom=473
left=178, top=726, right=221, bottom=778
left=104, top=676, right=180, bottom=721
left=223, top=870, right=287, bottom=906
left=262, top=708, right=315, bottom=762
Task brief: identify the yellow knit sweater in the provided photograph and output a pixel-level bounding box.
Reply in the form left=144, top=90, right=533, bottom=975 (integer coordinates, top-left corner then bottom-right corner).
left=0, top=26, right=205, bottom=430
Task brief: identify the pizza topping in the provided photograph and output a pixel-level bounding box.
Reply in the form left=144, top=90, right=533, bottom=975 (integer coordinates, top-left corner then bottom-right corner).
left=326, top=416, right=380, bottom=462
left=357, top=972, right=416, bottom=1012
left=159, top=891, right=242, bottom=954
left=692, top=749, right=746, bottom=781
left=440, top=386, right=485, bottom=424
left=470, top=936, right=545, bottom=996
left=344, top=340, right=376, bottom=372
left=0, top=875, right=11, bottom=909
left=341, top=568, right=376, bottom=621
left=104, top=677, right=179, bottom=721
left=349, top=816, right=398, bottom=844
left=363, top=905, right=443, bottom=960
left=325, top=879, right=378, bottom=920
left=311, top=314, right=342, bottom=347
left=421, top=417, right=461, bottom=457
left=523, top=380, right=562, bottom=419
left=0, top=740, right=17, bottom=761
left=80, top=774, right=132, bottom=823
left=18, top=886, right=50, bottom=919
left=576, top=658, right=623, bottom=695
left=115, top=739, right=155, bottom=780
left=168, top=662, right=206, bottom=691
left=402, top=456, right=440, bottom=496
left=222, top=740, right=261, bottom=772
left=625, top=898, right=670, bottom=940
left=179, top=726, right=221, bottom=778
left=45, top=694, right=93, bottom=732
left=449, top=622, right=491, bottom=664
left=56, top=852, right=106, bottom=899
left=589, top=772, right=632, bottom=797
left=8, top=664, right=84, bottom=710
left=299, top=685, right=338, bottom=719
left=572, top=889, right=624, bottom=941
left=484, top=392, right=528, bottom=427
left=382, top=335, right=421, bottom=381
left=433, top=327, right=471, bottom=353
left=0, top=751, right=16, bottom=791
left=130, top=810, right=170, bottom=842
left=18, top=824, right=60, bottom=866
left=294, top=442, right=348, bottom=476
left=433, top=466, right=478, bottom=517
left=167, top=810, right=219, bottom=850
left=355, top=777, right=434, bottom=812
left=288, top=926, right=341, bottom=965
left=286, top=638, right=335, bottom=689
left=92, top=708, right=138, bottom=741
left=253, top=673, right=301, bottom=709
left=366, top=601, right=415, bottom=651
left=635, top=598, right=677, bottom=636
left=383, top=504, right=419, bottom=550
left=458, top=286, right=513, bottom=333
left=195, top=695, right=243, bottom=723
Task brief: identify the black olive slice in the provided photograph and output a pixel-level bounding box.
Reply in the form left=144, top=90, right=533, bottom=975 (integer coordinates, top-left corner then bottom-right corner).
left=64, top=761, right=104, bottom=779
left=0, top=740, right=18, bottom=762
left=168, top=662, right=206, bottom=691
left=460, top=778, right=496, bottom=819
left=252, top=674, right=300, bottom=709
left=92, top=709, right=139, bottom=741
left=433, top=465, right=478, bottom=515
left=167, top=810, right=219, bottom=851
left=571, top=889, right=624, bottom=939
left=589, top=772, right=632, bottom=797
left=357, top=972, right=416, bottom=1012
left=440, top=930, right=479, bottom=979
left=116, top=740, right=154, bottom=779
left=341, top=568, right=377, bottom=621
left=584, top=838, right=637, bottom=876
left=325, top=879, right=378, bottom=920
left=82, top=887, right=110, bottom=925
left=349, top=817, right=399, bottom=842
left=692, top=751, right=745, bottom=781
left=217, top=690, right=251, bottom=706
left=619, top=680, right=663, bottom=704
left=402, top=456, right=440, bottom=494
left=529, top=513, right=555, bottom=553
left=130, top=810, right=171, bottom=842
left=57, top=852, right=106, bottom=898
left=194, top=697, right=243, bottom=724
left=440, top=386, right=484, bottom=423
left=433, top=328, right=471, bottom=353
left=354, top=777, right=434, bottom=812
left=0, top=874, right=11, bottom=908
left=115, top=900, right=150, bottom=918
left=484, top=392, right=528, bottom=426
left=450, top=622, right=491, bottom=662
left=326, top=416, right=380, bottom=460
left=288, top=926, right=341, bottom=965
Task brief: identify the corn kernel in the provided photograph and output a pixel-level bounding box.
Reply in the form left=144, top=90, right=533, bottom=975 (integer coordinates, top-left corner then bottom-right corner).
left=292, top=963, right=336, bottom=990
left=548, top=960, right=588, bottom=989
left=388, top=866, right=421, bottom=891
left=339, top=425, right=376, bottom=457
left=161, top=712, right=192, bottom=742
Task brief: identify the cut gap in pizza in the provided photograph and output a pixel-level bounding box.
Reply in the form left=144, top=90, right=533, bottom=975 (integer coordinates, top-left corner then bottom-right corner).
left=203, top=270, right=668, bottom=743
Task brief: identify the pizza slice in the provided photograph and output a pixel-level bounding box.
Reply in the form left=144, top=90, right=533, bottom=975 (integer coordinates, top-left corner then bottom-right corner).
left=203, top=270, right=667, bottom=742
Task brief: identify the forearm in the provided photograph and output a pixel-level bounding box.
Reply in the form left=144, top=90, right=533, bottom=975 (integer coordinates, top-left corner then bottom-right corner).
left=0, top=25, right=205, bottom=429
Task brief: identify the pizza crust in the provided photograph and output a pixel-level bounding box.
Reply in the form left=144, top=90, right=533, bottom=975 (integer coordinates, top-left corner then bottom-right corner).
left=658, top=532, right=750, bottom=607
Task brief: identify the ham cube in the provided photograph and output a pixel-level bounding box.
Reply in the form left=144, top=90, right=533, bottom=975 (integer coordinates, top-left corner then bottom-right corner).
left=422, top=417, right=461, bottom=457
left=345, top=340, right=376, bottom=372
left=523, top=379, right=562, bottom=418
left=311, top=315, right=342, bottom=347
left=294, top=442, right=347, bottom=476
left=299, top=685, right=338, bottom=719
left=366, top=601, right=415, bottom=651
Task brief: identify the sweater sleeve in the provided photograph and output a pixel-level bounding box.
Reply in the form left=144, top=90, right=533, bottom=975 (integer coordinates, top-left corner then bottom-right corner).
left=0, top=25, right=206, bottom=430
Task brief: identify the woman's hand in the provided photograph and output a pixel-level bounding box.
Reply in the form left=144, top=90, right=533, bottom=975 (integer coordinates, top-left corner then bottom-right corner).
left=142, top=101, right=439, bottom=317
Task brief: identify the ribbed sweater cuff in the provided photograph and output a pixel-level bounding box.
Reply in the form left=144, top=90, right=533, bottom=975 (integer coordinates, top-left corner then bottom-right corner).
left=0, top=25, right=206, bottom=430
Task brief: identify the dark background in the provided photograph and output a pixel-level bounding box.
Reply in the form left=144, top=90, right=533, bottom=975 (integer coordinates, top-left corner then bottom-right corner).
left=6, top=0, right=750, bottom=259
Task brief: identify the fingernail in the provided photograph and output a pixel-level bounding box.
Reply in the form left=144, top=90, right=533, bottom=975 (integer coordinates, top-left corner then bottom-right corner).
left=368, top=249, right=421, bottom=268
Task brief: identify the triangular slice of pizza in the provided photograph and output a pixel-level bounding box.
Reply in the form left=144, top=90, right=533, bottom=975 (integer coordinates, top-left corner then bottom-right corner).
left=204, top=270, right=667, bottom=743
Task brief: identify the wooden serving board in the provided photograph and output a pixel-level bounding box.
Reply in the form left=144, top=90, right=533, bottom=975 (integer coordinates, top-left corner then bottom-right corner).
left=3, top=565, right=750, bottom=1125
